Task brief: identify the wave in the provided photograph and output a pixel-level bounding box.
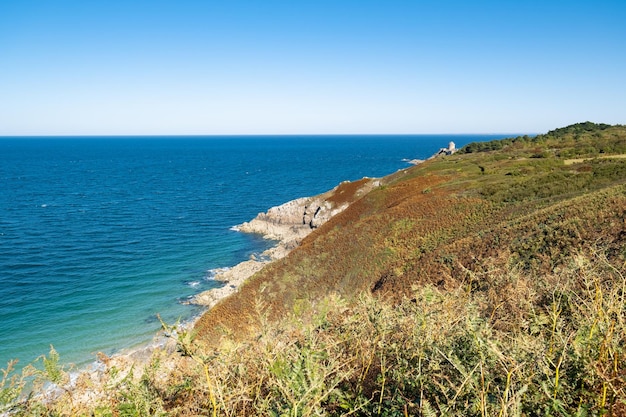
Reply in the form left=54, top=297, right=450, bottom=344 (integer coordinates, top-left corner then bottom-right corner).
left=205, top=267, right=231, bottom=280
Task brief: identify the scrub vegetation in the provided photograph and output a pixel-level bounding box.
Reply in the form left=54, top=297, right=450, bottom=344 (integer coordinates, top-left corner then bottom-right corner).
left=2, top=122, right=626, bottom=416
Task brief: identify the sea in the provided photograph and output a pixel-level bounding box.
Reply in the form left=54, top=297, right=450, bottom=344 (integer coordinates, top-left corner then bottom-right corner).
left=0, top=135, right=510, bottom=370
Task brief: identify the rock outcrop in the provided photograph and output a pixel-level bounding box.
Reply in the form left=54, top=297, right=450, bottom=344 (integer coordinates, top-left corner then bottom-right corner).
left=237, top=177, right=379, bottom=247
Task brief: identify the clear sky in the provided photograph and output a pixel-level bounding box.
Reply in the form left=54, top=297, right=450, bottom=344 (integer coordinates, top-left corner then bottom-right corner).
left=1, top=0, right=624, bottom=135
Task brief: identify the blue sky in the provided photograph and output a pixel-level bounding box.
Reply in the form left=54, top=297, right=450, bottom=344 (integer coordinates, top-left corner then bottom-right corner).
left=1, top=0, right=624, bottom=135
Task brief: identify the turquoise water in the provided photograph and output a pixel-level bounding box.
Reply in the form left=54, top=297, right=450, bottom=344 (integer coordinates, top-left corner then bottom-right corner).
left=0, top=135, right=508, bottom=368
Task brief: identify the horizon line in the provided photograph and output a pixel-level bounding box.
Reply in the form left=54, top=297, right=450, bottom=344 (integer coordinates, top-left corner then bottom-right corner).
left=0, top=132, right=533, bottom=138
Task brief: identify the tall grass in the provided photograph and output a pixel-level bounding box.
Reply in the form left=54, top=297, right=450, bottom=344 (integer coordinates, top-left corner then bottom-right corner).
left=4, top=249, right=624, bottom=416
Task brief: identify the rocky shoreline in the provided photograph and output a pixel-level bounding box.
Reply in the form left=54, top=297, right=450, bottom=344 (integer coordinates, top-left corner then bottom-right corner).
left=191, top=176, right=380, bottom=308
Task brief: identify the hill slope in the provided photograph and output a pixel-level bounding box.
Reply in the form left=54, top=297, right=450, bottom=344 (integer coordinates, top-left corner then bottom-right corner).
left=195, top=123, right=626, bottom=341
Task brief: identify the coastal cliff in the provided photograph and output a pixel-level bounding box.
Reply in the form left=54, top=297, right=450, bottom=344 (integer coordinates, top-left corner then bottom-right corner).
left=192, top=176, right=380, bottom=307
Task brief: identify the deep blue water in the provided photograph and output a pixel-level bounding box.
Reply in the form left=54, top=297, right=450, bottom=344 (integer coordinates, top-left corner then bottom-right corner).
left=0, top=135, right=509, bottom=368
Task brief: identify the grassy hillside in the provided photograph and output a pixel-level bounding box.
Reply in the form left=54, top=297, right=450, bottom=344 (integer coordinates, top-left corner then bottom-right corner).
left=195, top=123, right=626, bottom=341
left=3, top=122, right=625, bottom=416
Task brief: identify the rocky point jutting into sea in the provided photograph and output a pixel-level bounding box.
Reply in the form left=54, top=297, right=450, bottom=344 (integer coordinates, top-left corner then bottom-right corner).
left=191, top=176, right=380, bottom=308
